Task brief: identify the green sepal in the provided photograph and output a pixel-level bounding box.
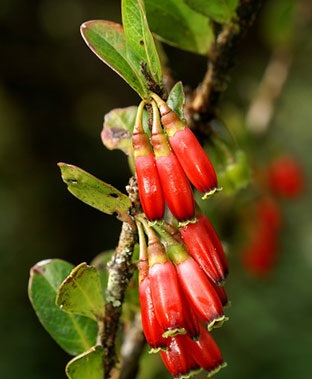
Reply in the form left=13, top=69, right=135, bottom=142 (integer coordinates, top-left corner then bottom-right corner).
left=207, top=315, right=229, bottom=331
left=162, top=327, right=186, bottom=338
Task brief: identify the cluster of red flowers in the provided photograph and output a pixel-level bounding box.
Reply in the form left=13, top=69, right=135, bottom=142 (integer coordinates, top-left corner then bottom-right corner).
left=241, top=155, right=305, bottom=276
left=132, top=94, right=229, bottom=378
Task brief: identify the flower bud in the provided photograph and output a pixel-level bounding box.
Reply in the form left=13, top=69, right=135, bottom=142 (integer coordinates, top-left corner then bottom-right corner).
left=152, top=222, right=227, bottom=330
left=190, top=322, right=227, bottom=376
left=150, top=100, right=195, bottom=221
left=211, top=281, right=229, bottom=308
left=132, top=102, right=165, bottom=221
left=146, top=227, right=186, bottom=338
left=267, top=155, right=305, bottom=198
left=160, top=335, right=201, bottom=378
left=151, top=93, right=218, bottom=196
left=241, top=197, right=282, bottom=276
left=138, top=259, right=167, bottom=352
left=197, top=214, right=229, bottom=278
left=175, top=255, right=227, bottom=330
left=180, top=216, right=228, bottom=285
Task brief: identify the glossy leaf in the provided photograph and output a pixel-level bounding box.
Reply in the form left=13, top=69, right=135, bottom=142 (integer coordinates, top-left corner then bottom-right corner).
left=145, top=0, right=214, bottom=55
left=66, top=345, right=104, bottom=379
left=167, top=81, right=185, bottom=120
left=122, top=0, right=162, bottom=85
left=28, top=259, right=98, bottom=356
left=81, top=20, right=147, bottom=98
left=184, top=0, right=238, bottom=23
left=56, top=263, right=104, bottom=322
left=58, top=163, right=131, bottom=219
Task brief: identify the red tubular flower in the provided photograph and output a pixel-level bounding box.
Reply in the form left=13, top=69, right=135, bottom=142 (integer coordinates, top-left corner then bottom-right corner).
left=190, top=322, right=227, bottom=376
left=241, top=229, right=279, bottom=276
left=150, top=100, right=195, bottom=221
left=160, top=328, right=226, bottom=378
left=138, top=259, right=167, bottom=352
left=180, top=216, right=228, bottom=285
left=197, top=214, right=229, bottom=276
left=180, top=291, right=200, bottom=340
left=211, top=282, right=229, bottom=308
left=175, top=256, right=226, bottom=330
left=241, top=197, right=282, bottom=276
left=267, top=155, right=305, bottom=198
left=160, top=335, right=200, bottom=378
left=149, top=260, right=186, bottom=338
left=158, top=233, right=225, bottom=330
left=146, top=226, right=186, bottom=338
left=151, top=93, right=218, bottom=196
left=256, top=196, right=282, bottom=233
left=132, top=101, right=165, bottom=221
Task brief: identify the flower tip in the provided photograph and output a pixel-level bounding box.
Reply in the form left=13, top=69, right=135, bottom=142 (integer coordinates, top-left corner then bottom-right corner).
left=177, top=217, right=197, bottom=228
left=202, top=187, right=223, bottom=200
left=148, top=219, right=164, bottom=227
left=207, top=362, right=228, bottom=378
left=174, top=368, right=202, bottom=379
left=148, top=346, right=167, bottom=354
left=162, top=327, right=187, bottom=339
left=207, top=315, right=229, bottom=331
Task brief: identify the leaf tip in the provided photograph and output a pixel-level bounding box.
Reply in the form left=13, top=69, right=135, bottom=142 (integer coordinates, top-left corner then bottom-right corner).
left=80, top=21, right=89, bottom=35
left=30, top=259, right=53, bottom=276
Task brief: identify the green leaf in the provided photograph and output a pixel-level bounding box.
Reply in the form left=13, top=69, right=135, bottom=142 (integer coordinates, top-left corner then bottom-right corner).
left=167, top=81, right=185, bottom=120
left=28, top=259, right=98, bottom=356
left=91, top=250, right=115, bottom=295
left=56, top=263, right=104, bottom=322
left=80, top=20, right=148, bottom=98
left=102, top=106, right=137, bottom=156
left=102, top=106, right=150, bottom=155
left=58, top=163, right=131, bottom=219
left=184, top=0, right=238, bottom=23
left=122, top=0, right=162, bottom=85
left=66, top=345, right=104, bottom=379
left=144, top=0, right=214, bottom=55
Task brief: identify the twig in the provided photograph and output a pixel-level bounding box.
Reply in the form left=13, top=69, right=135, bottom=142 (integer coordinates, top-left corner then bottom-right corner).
left=119, top=313, right=146, bottom=379
left=188, top=0, right=264, bottom=123
left=246, top=0, right=312, bottom=134
left=102, top=179, right=139, bottom=378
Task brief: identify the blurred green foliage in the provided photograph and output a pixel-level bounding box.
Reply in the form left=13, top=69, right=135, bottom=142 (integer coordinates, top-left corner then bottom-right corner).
left=0, top=0, right=311, bottom=378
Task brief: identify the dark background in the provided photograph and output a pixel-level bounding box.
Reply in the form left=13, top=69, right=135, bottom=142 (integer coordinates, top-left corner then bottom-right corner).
left=1, top=1, right=311, bottom=378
